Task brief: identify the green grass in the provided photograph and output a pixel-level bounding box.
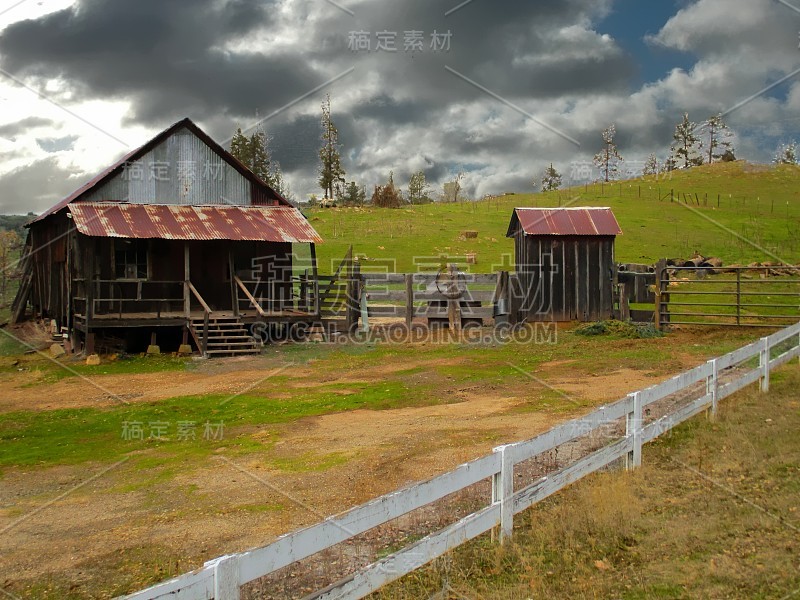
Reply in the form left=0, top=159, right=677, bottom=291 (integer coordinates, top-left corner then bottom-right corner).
left=0, top=352, right=196, bottom=383
left=0, top=327, right=763, bottom=472
left=308, top=162, right=800, bottom=273
left=0, top=379, right=419, bottom=469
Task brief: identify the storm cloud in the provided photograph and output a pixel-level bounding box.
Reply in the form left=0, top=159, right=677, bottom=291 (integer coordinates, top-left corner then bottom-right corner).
left=0, top=0, right=799, bottom=209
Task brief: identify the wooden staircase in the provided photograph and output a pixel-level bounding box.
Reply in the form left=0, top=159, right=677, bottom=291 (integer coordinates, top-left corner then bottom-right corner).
left=189, top=316, right=262, bottom=357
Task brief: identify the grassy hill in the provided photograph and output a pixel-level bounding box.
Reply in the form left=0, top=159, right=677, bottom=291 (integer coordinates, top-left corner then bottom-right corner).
left=307, top=162, right=800, bottom=273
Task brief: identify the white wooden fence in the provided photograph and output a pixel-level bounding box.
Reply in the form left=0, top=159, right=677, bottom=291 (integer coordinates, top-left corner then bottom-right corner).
left=121, top=321, right=800, bottom=600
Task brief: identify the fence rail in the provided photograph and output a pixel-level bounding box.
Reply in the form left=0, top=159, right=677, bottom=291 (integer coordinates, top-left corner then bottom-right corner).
left=656, top=265, right=800, bottom=328
left=120, top=321, right=800, bottom=600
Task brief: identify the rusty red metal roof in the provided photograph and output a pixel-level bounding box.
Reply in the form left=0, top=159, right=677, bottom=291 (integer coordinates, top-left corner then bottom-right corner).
left=69, top=202, right=323, bottom=243
left=507, top=207, right=622, bottom=237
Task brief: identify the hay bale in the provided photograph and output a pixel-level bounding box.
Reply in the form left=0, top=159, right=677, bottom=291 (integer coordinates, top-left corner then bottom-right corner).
left=462, top=230, right=478, bottom=239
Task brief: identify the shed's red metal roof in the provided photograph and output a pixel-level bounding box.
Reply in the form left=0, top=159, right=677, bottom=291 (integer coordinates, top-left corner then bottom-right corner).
left=69, top=203, right=322, bottom=243
left=507, top=207, right=622, bottom=237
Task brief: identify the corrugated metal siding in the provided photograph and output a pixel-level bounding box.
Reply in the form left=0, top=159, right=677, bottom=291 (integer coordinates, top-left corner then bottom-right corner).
left=82, top=126, right=251, bottom=206
left=507, top=208, right=622, bottom=237
left=69, top=203, right=323, bottom=243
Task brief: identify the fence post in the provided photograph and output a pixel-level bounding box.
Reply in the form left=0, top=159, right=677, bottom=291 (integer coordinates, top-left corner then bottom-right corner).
left=209, top=554, right=240, bottom=600
left=405, top=273, right=414, bottom=329
left=707, top=359, right=719, bottom=419
left=492, top=444, right=514, bottom=543
left=626, top=392, right=642, bottom=469
left=760, top=336, right=770, bottom=392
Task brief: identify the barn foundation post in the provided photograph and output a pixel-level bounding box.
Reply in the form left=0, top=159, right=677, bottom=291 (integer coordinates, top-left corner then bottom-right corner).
left=85, top=332, right=95, bottom=356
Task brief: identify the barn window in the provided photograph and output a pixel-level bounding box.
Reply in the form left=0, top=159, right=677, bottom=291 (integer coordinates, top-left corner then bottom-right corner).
left=115, top=240, right=148, bottom=279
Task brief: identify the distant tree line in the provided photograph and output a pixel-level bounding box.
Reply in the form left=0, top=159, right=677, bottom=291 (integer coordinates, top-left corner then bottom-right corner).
left=534, top=111, right=743, bottom=191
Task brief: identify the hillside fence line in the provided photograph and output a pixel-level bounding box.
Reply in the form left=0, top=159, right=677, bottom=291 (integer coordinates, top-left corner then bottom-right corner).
left=121, top=321, right=800, bottom=600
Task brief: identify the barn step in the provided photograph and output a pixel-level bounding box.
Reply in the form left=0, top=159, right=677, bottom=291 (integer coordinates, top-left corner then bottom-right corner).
left=189, top=315, right=261, bottom=357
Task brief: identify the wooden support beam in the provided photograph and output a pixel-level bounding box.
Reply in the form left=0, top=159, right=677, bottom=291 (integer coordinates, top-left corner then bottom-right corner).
left=184, top=242, right=191, bottom=318
left=229, top=248, right=239, bottom=318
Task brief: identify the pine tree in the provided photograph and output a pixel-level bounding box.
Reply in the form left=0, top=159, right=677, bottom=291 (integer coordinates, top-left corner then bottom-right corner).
left=670, top=113, right=703, bottom=169
left=703, top=114, right=734, bottom=164
left=540, top=163, right=562, bottom=191
left=270, top=161, right=295, bottom=202
left=593, top=124, right=623, bottom=182
left=318, top=94, right=345, bottom=199
left=774, top=142, right=797, bottom=165
left=230, top=127, right=251, bottom=167
left=230, top=125, right=277, bottom=188
left=643, top=153, right=659, bottom=176
left=249, top=128, right=273, bottom=186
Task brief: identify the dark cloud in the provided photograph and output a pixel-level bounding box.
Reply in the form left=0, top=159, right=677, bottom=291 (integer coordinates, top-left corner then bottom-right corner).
left=0, top=0, right=321, bottom=126
left=3, top=0, right=789, bottom=205
left=0, top=116, right=57, bottom=140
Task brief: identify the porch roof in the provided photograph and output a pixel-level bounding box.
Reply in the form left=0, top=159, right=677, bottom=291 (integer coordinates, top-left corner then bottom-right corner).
left=69, top=202, right=323, bottom=243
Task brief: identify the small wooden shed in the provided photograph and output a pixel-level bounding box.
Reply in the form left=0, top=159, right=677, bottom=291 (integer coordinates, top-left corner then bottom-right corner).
left=506, top=207, right=622, bottom=322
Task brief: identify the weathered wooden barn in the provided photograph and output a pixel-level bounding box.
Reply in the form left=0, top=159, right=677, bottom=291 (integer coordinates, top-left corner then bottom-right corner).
left=505, top=207, right=622, bottom=322
left=12, top=118, right=323, bottom=356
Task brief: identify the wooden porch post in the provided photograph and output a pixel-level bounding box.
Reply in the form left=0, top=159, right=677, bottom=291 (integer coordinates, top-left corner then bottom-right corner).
left=184, top=242, right=190, bottom=318
left=310, top=243, right=320, bottom=317
left=85, top=238, right=95, bottom=325
left=229, top=247, right=239, bottom=318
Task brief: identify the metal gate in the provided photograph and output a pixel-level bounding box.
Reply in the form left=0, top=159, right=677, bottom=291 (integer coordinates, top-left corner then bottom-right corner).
left=656, top=264, right=800, bottom=328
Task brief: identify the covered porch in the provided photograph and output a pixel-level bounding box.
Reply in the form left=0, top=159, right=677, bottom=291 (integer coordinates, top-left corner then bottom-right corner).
left=67, top=202, right=324, bottom=355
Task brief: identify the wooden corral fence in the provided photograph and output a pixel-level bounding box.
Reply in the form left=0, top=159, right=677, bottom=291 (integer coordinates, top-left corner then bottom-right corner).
left=655, top=263, right=800, bottom=329
left=617, top=263, right=657, bottom=323
left=357, top=265, right=504, bottom=330
left=301, top=261, right=513, bottom=332
left=120, top=322, right=800, bottom=600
